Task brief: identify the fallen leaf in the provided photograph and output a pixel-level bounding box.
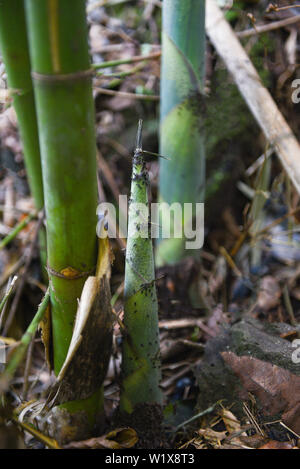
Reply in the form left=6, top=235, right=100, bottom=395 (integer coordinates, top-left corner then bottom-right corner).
left=64, top=427, right=138, bottom=449
left=257, top=276, right=281, bottom=311
left=197, top=428, right=227, bottom=444
left=221, top=408, right=243, bottom=434
left=222, top=352, right=300, bottom=435
left=258, top=440, right=295, bottom=450
left=239, top=434, right=269, bottom=449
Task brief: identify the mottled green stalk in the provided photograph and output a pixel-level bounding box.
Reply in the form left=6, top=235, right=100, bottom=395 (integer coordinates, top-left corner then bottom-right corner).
left=157, top=0, right=206, bottom=266
left=120, top=121, right=162, bottom=414
left=0, top=0, right=46, bottom=265
left=25, top=0, right=100, bottom=433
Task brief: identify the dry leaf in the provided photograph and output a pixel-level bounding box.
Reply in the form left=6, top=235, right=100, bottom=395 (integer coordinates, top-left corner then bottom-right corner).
left=221, top=408, right=243, bottom=435
left=64, top=427, right=138, bottom=449
left=197, top=428, right=227, bottom=445
left=258, top=440, right=295, bottom=450
left=257, top=276, right=281, bottom=311
left=222, top=352, right=300, bottom=434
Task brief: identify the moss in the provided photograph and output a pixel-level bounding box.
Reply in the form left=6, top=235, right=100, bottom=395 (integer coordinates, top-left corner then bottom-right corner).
left=248, top=33, right=274, bottom=88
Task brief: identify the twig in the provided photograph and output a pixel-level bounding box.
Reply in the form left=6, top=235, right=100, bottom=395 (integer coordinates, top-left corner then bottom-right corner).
left=97, top=150, right=121, bottom=202
left=95, top=87, right=160, bottom=101
left=159, top=318, right=209, bottom=330
left=256, top=206, right=300, bottom=237
left=237, top=15, right=300, bottom=38
left=283, top=285, right=298, bottom=328
left=174, top=402, right=219, bottom=432
left=267, top=4, right=300, bottom=13
left=280, top=421, right=300, bottom=439
left=219, top=246, right=242, bottom=278
left=0, top=212, right=36, bottom=250
left=87, top=0, right=161, bottom=13
left=92, top=51, right=161, bottom=70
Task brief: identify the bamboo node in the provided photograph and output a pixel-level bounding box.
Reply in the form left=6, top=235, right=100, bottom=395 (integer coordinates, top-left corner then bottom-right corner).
left=46, top=264, right=94, bottom=280
left=31, top=69, right=94, bottom=83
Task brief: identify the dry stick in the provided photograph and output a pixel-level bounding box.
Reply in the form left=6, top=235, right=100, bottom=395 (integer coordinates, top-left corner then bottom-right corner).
left=237, top=15, right=300, bottom=38
left=3, top=213, right=44, bottom=336
left=206, top=0, right=300, bottom=195
left=256, top=205, right=300, bottom=237
left=268, top=4, right=300, bottom=12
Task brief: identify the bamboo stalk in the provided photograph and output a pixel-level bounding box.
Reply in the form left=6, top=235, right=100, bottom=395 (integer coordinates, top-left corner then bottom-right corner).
left=0, top=0, right=44, bottom=210
left=120, top=120, right=162, bottom=415
left=25, top=0, right=100, bottom=435
left=0, top=0, right=46, bottom=266
left=157, top=0, right=206, bottom=266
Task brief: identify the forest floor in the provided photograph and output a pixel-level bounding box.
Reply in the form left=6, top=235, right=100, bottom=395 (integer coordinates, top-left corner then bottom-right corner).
left=0, top=0, right=300, bottom=450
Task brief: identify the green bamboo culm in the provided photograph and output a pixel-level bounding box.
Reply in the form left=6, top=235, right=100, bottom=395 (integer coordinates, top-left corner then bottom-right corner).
left=0, top=0, right=46, bottom=265
left=120, top=120, right=162, bottom=415
left=24, top=0, right=100, bottom=435
left=157, top=0, right=206, bottom=266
